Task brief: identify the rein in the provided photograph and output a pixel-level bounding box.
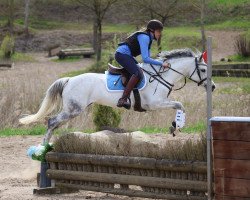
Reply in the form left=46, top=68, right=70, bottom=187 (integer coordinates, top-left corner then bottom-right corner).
left=141, top=57, right=207, bottom=96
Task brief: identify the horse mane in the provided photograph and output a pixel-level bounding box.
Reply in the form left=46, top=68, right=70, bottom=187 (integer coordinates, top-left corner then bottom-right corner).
left=157, top=48, right=197, bottom=60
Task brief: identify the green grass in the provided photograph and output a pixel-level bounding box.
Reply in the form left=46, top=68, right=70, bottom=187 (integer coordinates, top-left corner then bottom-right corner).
left=0, top=51, right=35, bottom=62
left=0, top=125, right=46, bottom=136
left=138, top=127, right=169, bottom=134
left=138, top=121, right=206, bottom=134
left=52, top=56, right=82, bottom=62
left=228, top=55, right=250, bottom=62
left=213, top=76, right=250, bottom=83
left=207, top=19, right=250, bottom=30
left=214, top=76, right=250, bottom=95
left=181, top=121, right=206, bottom=133
left=0, top=125, right=84, bottom=137
left=209, top=0, right=249, bottom=7
left=217, top=83, right=250, bottom=94
left=12, top=52, right=35, bottom=62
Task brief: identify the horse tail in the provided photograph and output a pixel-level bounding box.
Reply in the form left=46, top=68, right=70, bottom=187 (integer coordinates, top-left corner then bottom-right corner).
left=19, top=77, right=70, bottom=125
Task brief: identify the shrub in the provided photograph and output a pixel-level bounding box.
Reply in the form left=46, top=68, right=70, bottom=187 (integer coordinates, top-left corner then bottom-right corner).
left=235, top=33, right=250, bottom=57
left=93, top=104, right=121, bottom=131
left=0, top=34, right=15, bottom=59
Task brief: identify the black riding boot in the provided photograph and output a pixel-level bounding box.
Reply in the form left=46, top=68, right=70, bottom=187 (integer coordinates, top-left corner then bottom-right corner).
left=117, top=75, right=140, bottom=109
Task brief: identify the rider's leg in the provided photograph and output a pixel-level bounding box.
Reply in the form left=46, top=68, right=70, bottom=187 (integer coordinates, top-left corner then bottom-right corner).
left=115, top=52, right=142, bottom=109
left=117, top=74, right=140, bottom=109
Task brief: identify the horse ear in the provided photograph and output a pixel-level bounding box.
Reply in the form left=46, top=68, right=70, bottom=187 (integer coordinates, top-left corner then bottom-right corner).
left=199, top=54, right=203, bottom=62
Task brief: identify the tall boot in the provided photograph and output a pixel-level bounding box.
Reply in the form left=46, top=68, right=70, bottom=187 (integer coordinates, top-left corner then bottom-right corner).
left=117, top=75, right=140, bottom=109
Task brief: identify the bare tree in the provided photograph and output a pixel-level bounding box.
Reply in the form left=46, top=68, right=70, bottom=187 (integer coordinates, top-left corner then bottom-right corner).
left=189, top=0, right=207, bottom=52
left=6, top=0, right=15, bottom=35
left=131, top=0, right=179, bottom=52
left=132, top=0, right=179, bottom=26
left=74, top=0, right=118, bottom=62
left=24, top=0, right=30, bottom=37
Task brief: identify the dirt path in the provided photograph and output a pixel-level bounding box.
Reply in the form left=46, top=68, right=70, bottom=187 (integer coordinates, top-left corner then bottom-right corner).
left=0, top=135, right=133, bottom=200
left=206, top=30, right=241, bottom=61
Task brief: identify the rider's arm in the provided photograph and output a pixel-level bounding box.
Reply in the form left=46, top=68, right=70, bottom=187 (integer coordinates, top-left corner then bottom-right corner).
left=138, top=34, right=163, bottom=66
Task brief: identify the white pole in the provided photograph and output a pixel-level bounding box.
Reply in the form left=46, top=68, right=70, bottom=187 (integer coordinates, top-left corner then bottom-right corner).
left=206, top=37, right=213, bottom=199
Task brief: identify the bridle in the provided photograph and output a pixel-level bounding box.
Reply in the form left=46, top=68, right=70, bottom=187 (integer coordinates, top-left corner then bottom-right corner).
left=141, top=57, right=208, bottom=96
left=189, top=57, right=207, bottom=86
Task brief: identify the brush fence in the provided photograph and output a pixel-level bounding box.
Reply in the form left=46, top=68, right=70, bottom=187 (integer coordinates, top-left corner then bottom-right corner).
left=46, top=152, right=207, bottom=199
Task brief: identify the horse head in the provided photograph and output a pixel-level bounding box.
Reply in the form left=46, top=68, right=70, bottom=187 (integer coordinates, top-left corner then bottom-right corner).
left=189, top=50, right=216, bottom=91
left=158, top=48, right=216, bottom=92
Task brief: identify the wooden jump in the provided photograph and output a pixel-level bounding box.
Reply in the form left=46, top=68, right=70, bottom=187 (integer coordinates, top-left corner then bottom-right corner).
left=45, top=152, right=208, bottom=199
left=57, top=48, right=95, bottom=59
left=211, top=117, right=250, bottom=200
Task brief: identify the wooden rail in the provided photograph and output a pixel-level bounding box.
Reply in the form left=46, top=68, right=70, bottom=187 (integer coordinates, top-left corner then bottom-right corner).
left=46, top=152, right=208, bottom=199
left=0, top=63, right=13, bottom=68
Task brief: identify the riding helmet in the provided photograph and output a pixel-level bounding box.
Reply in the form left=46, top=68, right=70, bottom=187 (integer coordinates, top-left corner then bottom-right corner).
left=147, top=19, right=164, bottom=31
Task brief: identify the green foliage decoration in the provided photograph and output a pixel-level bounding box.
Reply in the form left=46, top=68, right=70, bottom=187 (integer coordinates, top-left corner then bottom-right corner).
left=93, top=104, right=121, bottom=131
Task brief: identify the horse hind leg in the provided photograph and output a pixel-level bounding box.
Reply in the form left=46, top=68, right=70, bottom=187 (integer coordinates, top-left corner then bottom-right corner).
left=43, top=100, right=83, bottom=143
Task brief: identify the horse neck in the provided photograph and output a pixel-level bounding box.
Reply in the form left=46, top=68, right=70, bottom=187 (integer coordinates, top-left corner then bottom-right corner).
left=163, top=57, right=194, bottom=84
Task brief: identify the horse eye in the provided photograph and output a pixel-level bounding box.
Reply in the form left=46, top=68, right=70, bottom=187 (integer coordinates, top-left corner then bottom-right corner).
left=200, top=69, right=206, bottom=73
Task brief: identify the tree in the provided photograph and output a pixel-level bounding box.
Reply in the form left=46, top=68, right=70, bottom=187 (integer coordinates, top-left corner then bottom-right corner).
left=0, top=0, right=22, bottom=35
left=189, top=0, right=207, bottom=52
left=74, top=0, right=118, bottom=62
left=130, top=0, right=179, bottom=52
left=24, top=0, right=30, bottom=37
left=5, top=0, right=14, bottom=35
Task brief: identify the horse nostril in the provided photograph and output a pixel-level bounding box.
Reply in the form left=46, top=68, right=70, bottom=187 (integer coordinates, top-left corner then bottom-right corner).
left=212, top=85, right=216, bottom=91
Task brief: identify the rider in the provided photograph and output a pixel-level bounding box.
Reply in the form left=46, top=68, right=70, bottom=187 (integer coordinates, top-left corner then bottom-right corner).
left=115, top=19, right=169, bottom=109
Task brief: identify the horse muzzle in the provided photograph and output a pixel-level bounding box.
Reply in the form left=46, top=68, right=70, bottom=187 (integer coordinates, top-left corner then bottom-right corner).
left=204, top=83, right=216, bottom=92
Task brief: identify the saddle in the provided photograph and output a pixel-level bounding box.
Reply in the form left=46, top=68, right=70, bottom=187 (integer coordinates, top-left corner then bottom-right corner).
left=108, top=63, right=130, bottom=86
left=108, top=63, right=146, bottom=112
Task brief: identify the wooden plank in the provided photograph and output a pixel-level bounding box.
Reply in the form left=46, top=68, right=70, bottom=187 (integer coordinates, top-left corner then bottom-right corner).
left=212, top=121, right=250, bottom=141
left=46, top=169, right=207, bottom=192
left=0, top=63, right=13, bottom=68
left=215, top=177, right=250, bottom=198
left=56, top=182, right=207, bottom=200
left=215, top=195, right=250, bottom=200
left=46, top=152, right=207, bottom=173
left=213, top=140, right=250, bottom=160
left=214, top=158, right=250, bottom=179
left=48, top=47, right=61, bottom=57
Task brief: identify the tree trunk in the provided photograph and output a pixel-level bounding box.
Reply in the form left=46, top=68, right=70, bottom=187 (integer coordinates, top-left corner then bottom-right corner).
left=200, top=0, right=206, bottom=52
left=96, top=19, right=102, bottom=62
left=7, top=0, right=14, bottom=35
left=24, top=0, right=30, bottom=37
left=93, top=19, right=98, bottom=53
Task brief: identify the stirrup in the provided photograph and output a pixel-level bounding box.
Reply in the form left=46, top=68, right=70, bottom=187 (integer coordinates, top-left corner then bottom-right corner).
left=117, top=97, right=131, bottom=109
